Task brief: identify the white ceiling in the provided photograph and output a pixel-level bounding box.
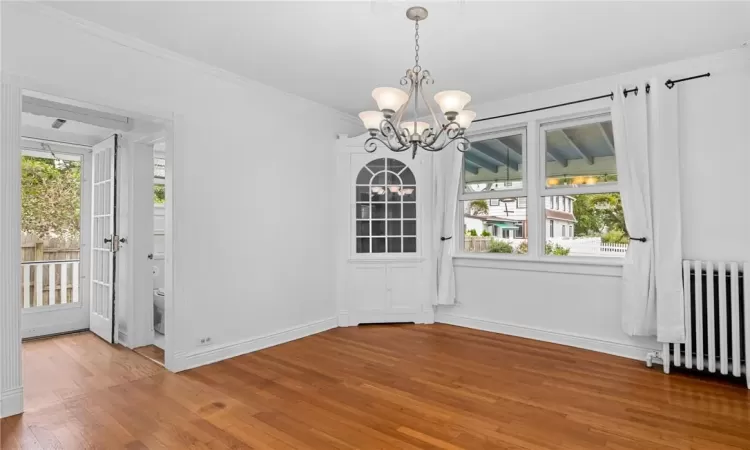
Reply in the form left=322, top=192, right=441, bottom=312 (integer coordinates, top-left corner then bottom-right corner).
left=45, top=2, right=750, bottom=116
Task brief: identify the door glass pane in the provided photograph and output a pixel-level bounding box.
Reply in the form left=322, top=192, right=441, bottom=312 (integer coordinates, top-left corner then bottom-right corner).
left=356, top=204, right=371, bottom=219
left=403, top=220, right=416, bottom=236
left=372, top=220, right=385, bottom=236
left=371, top=204, right=386, bottom=219
left=356, top=238, right=370, bottom=253
left=403, top=238, right=417, bottom=253
left=387, top=221, right=401, bottom=236
left=402, top=187, right=416, bottom=202
left=388, top=158, right=405, bottom=173
left=387, top=238, right=402, bottom=253
left=356, top=186, right=371, bottom=202
left=21, top=153, right=83, bottom=308
left=356, top=221, right=369, bottom=236
left=372, top=238, right=386, bottom=253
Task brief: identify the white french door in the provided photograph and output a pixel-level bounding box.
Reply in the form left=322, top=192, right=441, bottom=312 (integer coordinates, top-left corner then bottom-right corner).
left=21, top=146, right=91, bottom=339
left=90, top=135, right=118, bottom=343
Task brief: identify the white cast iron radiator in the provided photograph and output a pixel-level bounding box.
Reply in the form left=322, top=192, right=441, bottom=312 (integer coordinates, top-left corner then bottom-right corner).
left=661, top=260, right=749, bottom=388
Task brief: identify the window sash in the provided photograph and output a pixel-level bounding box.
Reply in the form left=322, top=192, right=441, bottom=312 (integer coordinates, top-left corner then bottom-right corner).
left=539, top=113, right=618, bottom=197
left=459, top=127, right=527, bottom=201
left=456, top=109, right=623, bottom=261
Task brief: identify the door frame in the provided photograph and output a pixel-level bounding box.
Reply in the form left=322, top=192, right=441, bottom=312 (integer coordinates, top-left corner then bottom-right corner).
left=0, top=72, right=181, bottom=418
left=19, top=140, right=92, bottom=339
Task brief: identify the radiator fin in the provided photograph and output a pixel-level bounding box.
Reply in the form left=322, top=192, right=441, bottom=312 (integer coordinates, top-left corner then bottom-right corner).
left=663, top=260, right=747, bottom=389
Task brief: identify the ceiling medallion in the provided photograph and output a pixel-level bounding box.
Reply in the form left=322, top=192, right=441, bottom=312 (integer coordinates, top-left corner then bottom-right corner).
left=359, top=6, right=475, bottom=158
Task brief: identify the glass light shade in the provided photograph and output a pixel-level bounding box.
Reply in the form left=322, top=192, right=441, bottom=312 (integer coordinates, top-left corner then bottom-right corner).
left=371, top=87, right=408, bottom=113
left=359, top=111, right=384, bottom=130
left=434, top=90, right=471, bottom=114
left=456, top=110, right=477, bottom=129
left=400, top=121, right=431, bottom=135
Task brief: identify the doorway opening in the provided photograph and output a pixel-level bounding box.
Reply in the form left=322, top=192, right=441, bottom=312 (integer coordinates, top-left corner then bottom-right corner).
left=20, top=144, right=88, bottom=339
left=18, top=89, right=174, bottom=412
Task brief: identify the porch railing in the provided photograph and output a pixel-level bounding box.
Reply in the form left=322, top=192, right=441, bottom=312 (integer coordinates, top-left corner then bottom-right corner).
left=21, top=260, right=80, bottom=309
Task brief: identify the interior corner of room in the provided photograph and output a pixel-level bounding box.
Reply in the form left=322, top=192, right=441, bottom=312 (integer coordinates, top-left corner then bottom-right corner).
left=1, top=1, right=749, bottom=447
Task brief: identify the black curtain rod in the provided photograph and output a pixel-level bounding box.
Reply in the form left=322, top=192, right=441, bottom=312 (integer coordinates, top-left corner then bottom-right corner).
left=475, top=72, right=710, bottom=123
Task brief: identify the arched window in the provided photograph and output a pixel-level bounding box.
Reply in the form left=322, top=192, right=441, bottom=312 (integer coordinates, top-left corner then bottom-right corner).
left=355, top=158, right=416, bottom=254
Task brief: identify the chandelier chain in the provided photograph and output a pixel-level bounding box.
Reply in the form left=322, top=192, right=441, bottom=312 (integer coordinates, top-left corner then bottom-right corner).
left=413, top=19, right=421, bottom=72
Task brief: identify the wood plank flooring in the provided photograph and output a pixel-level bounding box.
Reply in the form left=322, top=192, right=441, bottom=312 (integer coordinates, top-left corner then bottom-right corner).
left=2, top=325, right=750, bottom=449
left=134, top=345, right=166, bottom=365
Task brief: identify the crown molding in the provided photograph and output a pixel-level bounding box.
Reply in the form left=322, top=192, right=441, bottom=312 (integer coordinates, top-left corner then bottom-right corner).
left=22, top=1, right=360, bottom=127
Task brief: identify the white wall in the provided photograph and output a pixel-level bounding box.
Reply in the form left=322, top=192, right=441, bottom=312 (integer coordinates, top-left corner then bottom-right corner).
left=439, top=48, right=750, bottom=359
left=2, top=2, right=359, bottom=371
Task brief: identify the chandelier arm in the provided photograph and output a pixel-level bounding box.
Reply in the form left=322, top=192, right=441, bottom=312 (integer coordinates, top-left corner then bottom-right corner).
left=418, top=71, right=442, bottom=133
left=365, top=135, right=408, bottom=153
left=420, top=134, right=470, bottom=153
left=379, top=118, right=410, bottom=148
left=423, top=119, right=455, bottom=147
left=392, top=72, right=416, bottom=127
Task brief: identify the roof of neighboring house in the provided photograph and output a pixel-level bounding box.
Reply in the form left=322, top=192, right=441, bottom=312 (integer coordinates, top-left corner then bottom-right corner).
left=546, top=209, right=576, bottom=222
left=464, top=214, right=525, bottom=223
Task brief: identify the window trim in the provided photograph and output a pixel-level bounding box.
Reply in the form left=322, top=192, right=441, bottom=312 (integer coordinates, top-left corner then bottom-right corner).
left=456, top=109, right=624, bottom=265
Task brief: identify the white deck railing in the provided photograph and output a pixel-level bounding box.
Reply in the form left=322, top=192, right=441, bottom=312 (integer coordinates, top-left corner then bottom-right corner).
left=21, top=260, right=79, bottom=308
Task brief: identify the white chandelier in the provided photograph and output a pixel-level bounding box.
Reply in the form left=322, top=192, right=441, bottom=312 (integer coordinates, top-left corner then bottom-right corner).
left=359, top=6, right=475, bottom=158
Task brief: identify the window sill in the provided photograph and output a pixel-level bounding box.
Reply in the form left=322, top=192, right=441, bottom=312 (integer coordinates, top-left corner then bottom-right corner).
left=348, top=256, right=426, bottom=264
left=453, top=253, right=623, bottom=277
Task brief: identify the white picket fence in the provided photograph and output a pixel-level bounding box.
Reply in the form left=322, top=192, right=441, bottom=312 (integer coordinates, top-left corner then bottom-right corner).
left=600, top=241, right=629, bottom=254
left=21, top=260, right=80, bottom=308
left=551, top=237, right=628, bottom=257
left=464, top=236, right=628, bottom=256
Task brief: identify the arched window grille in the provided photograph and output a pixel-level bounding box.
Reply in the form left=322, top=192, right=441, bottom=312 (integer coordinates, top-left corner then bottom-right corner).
left=354, top=158, right=417, bottom=254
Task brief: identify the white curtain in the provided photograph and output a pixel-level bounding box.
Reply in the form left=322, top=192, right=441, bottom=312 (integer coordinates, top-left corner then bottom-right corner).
left=650, top=78, right=685, bottom=343
left=433, top=148, right=462, bottom=305
left=612, top=83, right=656, bottom=336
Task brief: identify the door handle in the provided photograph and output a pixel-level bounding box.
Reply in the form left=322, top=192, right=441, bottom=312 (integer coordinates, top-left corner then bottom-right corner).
left=104, top=238, right=112, bottom=243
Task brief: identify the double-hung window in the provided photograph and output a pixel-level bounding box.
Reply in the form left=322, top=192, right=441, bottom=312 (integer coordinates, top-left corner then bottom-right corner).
left=541, top=113, right=625, bottom=257
left=459, top=128, right=527, bottom=255
left=457, top=112, right=626, bottom=259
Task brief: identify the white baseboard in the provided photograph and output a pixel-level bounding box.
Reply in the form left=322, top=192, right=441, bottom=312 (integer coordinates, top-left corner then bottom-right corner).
left=21, top=321, right=88, bottom=340
left=1, top=387, right=24, bottom=418
left=436, top=312, right=658, bottom=361
left=173, top=317, right=338, bottom=372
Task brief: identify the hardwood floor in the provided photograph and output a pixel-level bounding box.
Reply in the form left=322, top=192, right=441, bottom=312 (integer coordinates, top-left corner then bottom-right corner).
left=2, top=325, right=749, bottom=449
left=134, top=345, right=166, bottom=365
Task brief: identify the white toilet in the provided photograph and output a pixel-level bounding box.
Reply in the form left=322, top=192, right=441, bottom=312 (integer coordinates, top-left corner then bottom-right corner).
left=153, top=258, right=165, bottom=334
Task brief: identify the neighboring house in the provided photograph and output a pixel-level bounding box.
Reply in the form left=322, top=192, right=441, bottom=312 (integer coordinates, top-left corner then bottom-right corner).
left=465, top=195, right=576, bottom=240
